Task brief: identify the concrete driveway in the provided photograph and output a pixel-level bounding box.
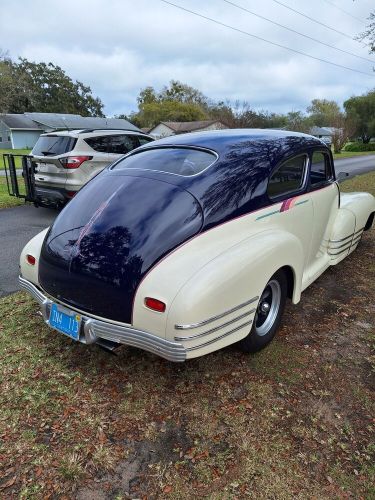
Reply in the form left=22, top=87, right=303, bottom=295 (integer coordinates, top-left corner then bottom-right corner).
left=0, top=155, right=374, bottom=298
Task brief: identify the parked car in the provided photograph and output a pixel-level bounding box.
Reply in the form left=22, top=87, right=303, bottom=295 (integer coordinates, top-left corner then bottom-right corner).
left=20, top=130, right=375, bottom=361
left=31, top=129, right=153, bottom=206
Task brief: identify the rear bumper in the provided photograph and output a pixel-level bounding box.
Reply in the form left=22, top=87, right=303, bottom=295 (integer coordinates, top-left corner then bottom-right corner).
left=19, top=276, right=186, bottom=362
left=35, top=186, right=68, bottom=203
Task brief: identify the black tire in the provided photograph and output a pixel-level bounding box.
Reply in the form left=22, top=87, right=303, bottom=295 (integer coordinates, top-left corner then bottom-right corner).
left=238, top=269, right=287, bottom=353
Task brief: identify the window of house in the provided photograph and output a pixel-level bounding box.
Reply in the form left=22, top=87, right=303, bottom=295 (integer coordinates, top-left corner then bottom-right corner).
left=310, top=152, right=332, bottom=185
left=267, top=155, right=307, bottom=199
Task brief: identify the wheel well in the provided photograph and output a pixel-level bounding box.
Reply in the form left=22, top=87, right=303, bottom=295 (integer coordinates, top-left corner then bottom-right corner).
left=364, top=212, right=374, bottom=231
left=279, top=265, right=295, bottom=300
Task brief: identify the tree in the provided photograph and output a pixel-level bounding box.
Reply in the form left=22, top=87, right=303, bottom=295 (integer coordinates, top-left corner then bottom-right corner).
left=284, top=111, right=313, bottom=133
left=135, top=100, right=207, bottom=128
left=331, top=113, right=357, bottom=154
left=344, top=90, right=375, bottom=143
left=0, top=51, right=104, bottom=116
left=358, top=11, right=375, bottom=53
left=306, top=99, right=342, bottom=127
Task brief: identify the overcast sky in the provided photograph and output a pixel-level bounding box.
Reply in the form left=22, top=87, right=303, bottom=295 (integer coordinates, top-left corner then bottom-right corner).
left=1, top=0, right=374, bottom=116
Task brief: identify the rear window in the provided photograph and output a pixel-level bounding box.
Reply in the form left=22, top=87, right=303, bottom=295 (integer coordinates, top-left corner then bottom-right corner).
left=32, top=136, right=76, bottom=156
left=112, top=147, right=217, bottom=176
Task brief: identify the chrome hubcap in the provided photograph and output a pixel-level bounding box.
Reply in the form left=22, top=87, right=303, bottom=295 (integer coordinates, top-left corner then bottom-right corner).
left=255, top=279, right=281, bottom=336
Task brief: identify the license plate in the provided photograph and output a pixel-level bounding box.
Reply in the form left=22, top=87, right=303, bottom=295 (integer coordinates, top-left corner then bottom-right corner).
left=49, top=303, right=81, bottom=340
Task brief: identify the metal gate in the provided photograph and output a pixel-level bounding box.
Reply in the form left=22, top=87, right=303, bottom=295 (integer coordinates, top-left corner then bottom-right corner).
left=3, top=154, right=37, bottom=204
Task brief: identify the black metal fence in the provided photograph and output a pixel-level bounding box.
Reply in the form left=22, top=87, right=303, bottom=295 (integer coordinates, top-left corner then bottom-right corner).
left=3, top=154, right=37, bottom=203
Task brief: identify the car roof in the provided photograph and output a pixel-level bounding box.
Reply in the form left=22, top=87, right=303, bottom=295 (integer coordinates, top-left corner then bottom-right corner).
left=145, top=128, right=325, bottom=154
left=40, top=129, right=151, bottom=138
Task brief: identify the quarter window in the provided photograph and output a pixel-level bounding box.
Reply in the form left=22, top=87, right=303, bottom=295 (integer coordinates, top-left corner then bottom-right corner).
left=268, top=155, right=306, bottom=199
left=84, top=136, right=108, bottom=153
left=138, top=135, right=154, bottom=146
left=107, top=135, right=139, bottom=154
left=310, top=152, right=331, bottom=185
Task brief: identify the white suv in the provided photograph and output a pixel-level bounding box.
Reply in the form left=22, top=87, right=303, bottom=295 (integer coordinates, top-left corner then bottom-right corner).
left=31, top=129, right=153, bottom=206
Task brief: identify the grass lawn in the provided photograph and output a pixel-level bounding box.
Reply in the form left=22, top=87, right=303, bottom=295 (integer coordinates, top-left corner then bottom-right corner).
left=333, top=150, right=375, bottom=160
left=0, top=175, right=374, bottom=498
left=0, top=148, right=31, bottom=170
left=0, top=177, right=25, bottom=209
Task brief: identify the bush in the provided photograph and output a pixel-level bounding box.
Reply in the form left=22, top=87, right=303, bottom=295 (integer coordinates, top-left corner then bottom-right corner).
left=344, top=142, right=375, bottom=152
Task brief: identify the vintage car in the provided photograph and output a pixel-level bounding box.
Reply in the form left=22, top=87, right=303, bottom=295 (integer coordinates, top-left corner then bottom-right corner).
left=19, top=130, right=375, bottom=361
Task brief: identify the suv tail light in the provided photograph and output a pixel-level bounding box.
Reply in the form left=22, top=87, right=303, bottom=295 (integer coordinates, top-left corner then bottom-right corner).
left=59, top=156, right=93, bottom=169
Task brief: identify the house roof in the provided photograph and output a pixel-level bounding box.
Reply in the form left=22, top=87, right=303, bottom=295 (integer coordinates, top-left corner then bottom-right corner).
left=24, top=113, right=139, bottom=131
left=157, top=120, right=226, bottom=133
left=0, top=113, right=139, bottom=132
left=0, top=114, right=43, bottom=130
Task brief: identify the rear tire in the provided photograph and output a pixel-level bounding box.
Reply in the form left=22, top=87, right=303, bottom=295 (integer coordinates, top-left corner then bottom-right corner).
left=238, top=269, right=287, bottom=353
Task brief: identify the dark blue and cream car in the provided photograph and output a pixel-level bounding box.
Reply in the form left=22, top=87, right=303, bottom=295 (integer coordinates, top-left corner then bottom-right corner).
left=19, top=130, right=375, bottom=361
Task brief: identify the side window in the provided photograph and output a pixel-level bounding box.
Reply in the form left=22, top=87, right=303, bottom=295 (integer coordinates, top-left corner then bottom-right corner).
left=108, top=135, right=139, bottom=154
left=84, top=136, right=108, bottom=153
left=268, top=155, right=306, bottom=199
left=310, top=152, right=331, bottom=185
left=138, top=135, right=154, bottom=146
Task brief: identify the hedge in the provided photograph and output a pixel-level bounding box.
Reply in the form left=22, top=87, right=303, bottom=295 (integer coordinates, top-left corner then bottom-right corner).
left=344, top=142, right=375, bottom=152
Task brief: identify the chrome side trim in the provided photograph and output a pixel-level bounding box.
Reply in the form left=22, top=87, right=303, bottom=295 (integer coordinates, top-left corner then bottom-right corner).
left=329, top=227, right=364, bottom=244
left=175, top=296, right=259, bottom=330
left=174, top=309, right=256, bottom=341
left=186, top=321, right=252, bottom=351
left=329, top=238, right=356, bottom=250
left=328, top=244, right=351, bottom=256
left=19, top=276, right=186, bottom=362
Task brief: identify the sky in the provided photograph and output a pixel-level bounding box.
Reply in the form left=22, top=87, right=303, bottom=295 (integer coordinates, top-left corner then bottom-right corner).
left=0, top=0, right=374, bottom=117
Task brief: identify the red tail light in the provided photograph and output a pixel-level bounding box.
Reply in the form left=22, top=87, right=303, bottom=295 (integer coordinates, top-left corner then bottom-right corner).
left=26, top=254, right=36, bottom=265
left=145, top=297, right=166, bottom=313
left=59, top=156, right=93, bottom=169
left=66, top=191, right=77, bottom=198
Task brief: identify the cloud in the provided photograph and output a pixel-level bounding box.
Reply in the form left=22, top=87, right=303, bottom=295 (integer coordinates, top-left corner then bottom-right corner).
left=1, top=0, right=373, bottom=116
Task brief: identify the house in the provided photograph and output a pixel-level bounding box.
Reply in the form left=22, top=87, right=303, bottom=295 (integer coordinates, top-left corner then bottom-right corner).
left=310, top=126, right=338, bottom=145
left=149, top=120, right=228, bottom=138
left=0, top=113, right=139, bottom=149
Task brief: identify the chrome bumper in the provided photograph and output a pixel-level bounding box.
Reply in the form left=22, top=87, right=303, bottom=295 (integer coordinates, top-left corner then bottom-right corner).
left=19, top=276, right=186, bottom=362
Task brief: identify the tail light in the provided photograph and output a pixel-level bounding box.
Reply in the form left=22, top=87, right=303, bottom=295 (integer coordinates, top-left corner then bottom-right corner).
left=59, top=156, right=92, bottom=169
left=26, top=254, right=36, bottom=265
left=145, top=297, right=166, bottom=313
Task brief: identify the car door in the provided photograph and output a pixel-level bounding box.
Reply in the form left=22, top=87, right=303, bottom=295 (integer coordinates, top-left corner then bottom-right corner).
left=82, top=135, right=111, bottom=180
left=304, top=149, right=339, bottom=281
left=266, top=153, right=314, bottom=270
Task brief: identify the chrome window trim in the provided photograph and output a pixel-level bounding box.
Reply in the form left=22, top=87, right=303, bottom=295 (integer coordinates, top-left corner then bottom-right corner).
left=175, top=296, right=259, bottom=330
left=109, top=145, right=219, bottom=178
left=267, top=153, right=309, bottom=202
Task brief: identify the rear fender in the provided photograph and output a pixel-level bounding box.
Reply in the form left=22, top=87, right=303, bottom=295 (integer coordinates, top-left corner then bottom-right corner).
left=20, top=228, right=49, bottom=285
left=164, top=229, right=303, bottom=339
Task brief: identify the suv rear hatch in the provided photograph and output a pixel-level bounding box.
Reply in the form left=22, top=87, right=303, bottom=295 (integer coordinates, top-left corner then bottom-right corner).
left=32, top=135, right=77, bottom=188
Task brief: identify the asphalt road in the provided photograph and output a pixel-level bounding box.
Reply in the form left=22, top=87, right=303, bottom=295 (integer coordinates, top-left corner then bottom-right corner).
left=0, top=155, right=374, bottom=298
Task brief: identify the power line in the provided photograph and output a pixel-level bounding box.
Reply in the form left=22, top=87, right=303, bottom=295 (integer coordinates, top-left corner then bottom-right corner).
left=320, top=0, right=366, bottom=25
left=159, top=0, right=374, bottom=77
left=269, top=0, right=358, bottom=42
left=223, top=0, right=375, bottom=64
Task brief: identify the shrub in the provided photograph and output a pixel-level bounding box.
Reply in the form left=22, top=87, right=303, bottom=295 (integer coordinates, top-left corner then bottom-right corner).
left=344, top=142, right=375, bottom=152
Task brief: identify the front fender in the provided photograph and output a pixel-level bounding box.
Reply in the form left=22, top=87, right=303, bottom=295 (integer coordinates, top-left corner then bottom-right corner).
left=340, top=192, right=375, bottom=230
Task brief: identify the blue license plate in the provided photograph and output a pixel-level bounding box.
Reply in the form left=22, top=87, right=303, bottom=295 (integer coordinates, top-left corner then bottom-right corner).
left=49, top=303, right=81, bottom=340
